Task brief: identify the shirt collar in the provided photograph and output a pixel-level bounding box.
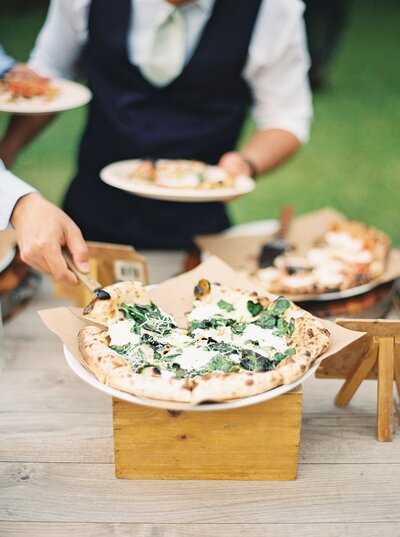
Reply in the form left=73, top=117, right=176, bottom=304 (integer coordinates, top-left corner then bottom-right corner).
left=159, top=0, right=215, bottom=16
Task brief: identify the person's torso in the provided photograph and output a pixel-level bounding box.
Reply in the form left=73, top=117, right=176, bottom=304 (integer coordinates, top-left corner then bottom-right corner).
left=66, top=0, right=263, bottom=249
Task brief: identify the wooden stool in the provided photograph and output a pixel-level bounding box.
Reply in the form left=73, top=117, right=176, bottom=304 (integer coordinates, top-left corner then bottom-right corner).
left=316, top=319, right=400, bottom=442
left=113, top=386, right=302, bottom=480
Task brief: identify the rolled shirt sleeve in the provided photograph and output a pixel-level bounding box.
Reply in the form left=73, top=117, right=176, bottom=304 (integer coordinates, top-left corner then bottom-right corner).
left=0, top=161, right=37, bottom=230
left=244, top=0, right=313, bottom=143
left=28, top=0, right=89, bottom=80
left=0, top=45, right=16, bottom=77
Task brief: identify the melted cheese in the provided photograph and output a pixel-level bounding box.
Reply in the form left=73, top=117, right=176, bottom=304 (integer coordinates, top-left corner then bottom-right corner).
left=173, top=347, right=218, bottom=371
left=282, top=274, right=315, bottom=289
left=108, top=320, right=140, bottom=347
left=233, top=324, right=287, bottom=352
left=156, top=172, right=200, bottom=188
left=325, top=231, right=363, bottom=251
left=166, top=329, right=192, bottom=347
left=257, top=267, right=280, bottom=283
left=204, top=167, right=227, bottom=183
left=188, top=304, right=222, bottom=322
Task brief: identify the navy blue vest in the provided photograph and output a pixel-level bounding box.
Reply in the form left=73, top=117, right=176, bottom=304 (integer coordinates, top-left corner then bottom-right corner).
left=63, top=0, right=262, bottom=249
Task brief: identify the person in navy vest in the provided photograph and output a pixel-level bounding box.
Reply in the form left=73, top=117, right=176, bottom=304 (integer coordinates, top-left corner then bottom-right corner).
left=1, top=0, right=312, bottom=285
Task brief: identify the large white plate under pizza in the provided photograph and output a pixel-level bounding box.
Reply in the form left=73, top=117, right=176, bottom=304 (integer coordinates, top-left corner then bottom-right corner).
left=63, top=344, right=318, bottom=412
left=0, top=78, right=92, bottom=114
left=100, top=159, right=255, bottom=202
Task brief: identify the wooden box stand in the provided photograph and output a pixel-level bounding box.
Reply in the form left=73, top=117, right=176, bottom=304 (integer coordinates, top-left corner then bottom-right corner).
left=113, top=386, right=302, bottom=481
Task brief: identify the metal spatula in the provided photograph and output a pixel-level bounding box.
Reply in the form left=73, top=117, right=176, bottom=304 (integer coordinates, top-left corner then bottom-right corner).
left=62, top=250, right=111, bottom=300
left=259, top=205, right=294, bottom=268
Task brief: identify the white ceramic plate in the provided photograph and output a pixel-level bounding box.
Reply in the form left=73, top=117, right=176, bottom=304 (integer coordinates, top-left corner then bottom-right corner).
left=64, top=344, right=318, bottom=412
left=287, top=280, right=385, bottom=302
left=0, top=78, right=92, bottom=114
left=100, top=160, right=255, bottom=203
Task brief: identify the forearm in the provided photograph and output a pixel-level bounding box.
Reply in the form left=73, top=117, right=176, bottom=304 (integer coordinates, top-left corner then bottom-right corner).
left=240, top=128, right=301, bottom=176
left=0, top=113, right=57, bottom=167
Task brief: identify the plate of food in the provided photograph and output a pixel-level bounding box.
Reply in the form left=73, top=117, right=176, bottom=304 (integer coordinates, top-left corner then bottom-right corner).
left=40, top=256, right=362, bottom=410
left=0, top=76, right=92, bottom=114
left=100, top=159, right=255, bottom=202
left=73, top=279, right=331, bottom=408
left=256, top=220, right=392, bottom=302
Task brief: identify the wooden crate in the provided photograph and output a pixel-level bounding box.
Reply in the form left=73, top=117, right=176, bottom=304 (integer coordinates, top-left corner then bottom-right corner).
left=113, top=386, right=302, bottom=481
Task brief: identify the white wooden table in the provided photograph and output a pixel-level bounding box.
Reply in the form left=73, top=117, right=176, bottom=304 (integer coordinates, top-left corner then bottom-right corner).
left=1, top=261, right=400, bottom=537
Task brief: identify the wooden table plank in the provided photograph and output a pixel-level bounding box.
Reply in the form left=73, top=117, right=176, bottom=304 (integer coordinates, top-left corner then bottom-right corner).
left=0, top=413, right=113, bottom=463
left=1, top=523, right=400, bottom=537
left=0, top=409, right=398, bottom=465
left=1, top=462, right=400, bottom=524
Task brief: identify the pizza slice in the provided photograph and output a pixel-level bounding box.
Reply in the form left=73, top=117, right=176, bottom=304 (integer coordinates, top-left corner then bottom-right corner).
left=0, top=75, right=59, bottom=101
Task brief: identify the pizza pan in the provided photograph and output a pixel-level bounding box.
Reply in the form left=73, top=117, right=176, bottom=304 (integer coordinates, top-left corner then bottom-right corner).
left=64, top=344, right=318, bottom=412
left=100, top=159, right=255, bottom=203
left=0, top=78, right=92, bottom=114
left=286, top=280, right=388, bottom=303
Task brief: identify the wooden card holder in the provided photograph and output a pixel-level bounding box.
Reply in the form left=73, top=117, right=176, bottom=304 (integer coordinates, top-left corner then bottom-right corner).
left=316, top=319, right=400, bottom=442
left=54, top=241, right=148, bottom=307
left=112, top=386, right=302, bottom=481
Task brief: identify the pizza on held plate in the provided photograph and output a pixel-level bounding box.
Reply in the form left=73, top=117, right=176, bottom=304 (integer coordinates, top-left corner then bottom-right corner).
left=257, top=220, right=390, bottom=296
left=78, top=280, right=330, bottom=404
left=129, top=159, right=235, bottom=190
left=0, top=75, right=60, bottom=102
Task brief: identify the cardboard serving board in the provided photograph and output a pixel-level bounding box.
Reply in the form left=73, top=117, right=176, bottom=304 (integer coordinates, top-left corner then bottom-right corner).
left=39, top=256, right=365, bottom=411
left=195, top=208, right=400, bottom=302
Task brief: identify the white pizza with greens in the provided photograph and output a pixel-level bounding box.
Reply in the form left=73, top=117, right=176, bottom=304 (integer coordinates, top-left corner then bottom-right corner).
left=79, top=280, right=330, bottom=403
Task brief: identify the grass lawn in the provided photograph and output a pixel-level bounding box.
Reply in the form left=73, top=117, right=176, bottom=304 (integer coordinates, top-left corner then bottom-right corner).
left=1, top=0, right=399, bottom=241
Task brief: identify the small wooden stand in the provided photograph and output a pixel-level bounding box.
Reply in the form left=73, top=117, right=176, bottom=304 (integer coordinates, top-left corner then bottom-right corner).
left=316, top=319, right=400, bottom=442
left=113, top=386, right=302, bottom=480
left=54, top=241, right=148, bottom=306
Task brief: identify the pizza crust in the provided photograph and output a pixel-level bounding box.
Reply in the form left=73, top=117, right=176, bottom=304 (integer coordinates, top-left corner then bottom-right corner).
left=78, top=326, right=128, bottom=383
left=106, top=367, right=192, bottom=403
left=82, top=281, right=150, bottom=325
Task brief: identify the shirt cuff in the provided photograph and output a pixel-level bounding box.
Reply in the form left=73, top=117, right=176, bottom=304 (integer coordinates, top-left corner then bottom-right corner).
left=253, top=116, right=312, bottom=144
left=0, top=168, right=37, bottom=230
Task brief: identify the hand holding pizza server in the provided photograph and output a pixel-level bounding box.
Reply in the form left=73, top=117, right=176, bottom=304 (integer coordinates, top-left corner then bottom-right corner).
left=1, top=0, right=312, bottom=279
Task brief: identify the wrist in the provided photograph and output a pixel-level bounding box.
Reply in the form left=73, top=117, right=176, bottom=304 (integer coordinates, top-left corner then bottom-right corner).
left=240, top=155, right=258, bottom=179
left=0, top=140, right=18, bottom=168
left=10, top=192, right=42, bottom=228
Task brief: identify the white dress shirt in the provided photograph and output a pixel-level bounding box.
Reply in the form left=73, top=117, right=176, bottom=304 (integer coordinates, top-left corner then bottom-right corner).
left=0, top=161, right=36, bottom=230
left=0, top=45, right=15, bottom=76
left=29, top=0, right=312, bottom=141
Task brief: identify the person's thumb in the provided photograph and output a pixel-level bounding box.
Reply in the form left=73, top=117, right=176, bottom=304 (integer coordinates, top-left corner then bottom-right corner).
left=65, top=223, right=90, bottom=273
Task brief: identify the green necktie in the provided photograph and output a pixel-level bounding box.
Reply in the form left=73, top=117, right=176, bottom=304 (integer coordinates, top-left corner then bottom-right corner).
left=141, top=7, right=186, bottom=87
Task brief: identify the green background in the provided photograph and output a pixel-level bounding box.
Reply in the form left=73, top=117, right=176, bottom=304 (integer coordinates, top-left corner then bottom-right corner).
left=1, top=0, right=399, bottom=241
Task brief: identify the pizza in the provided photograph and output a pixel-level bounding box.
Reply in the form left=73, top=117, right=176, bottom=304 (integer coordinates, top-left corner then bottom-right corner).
left=129, top=159, right=235, bottom=190
left=78, top=280, right=330, bottom=404
left=0, top=75, right=60, bottom=102
left=257, top=220, right=390, bottom=296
